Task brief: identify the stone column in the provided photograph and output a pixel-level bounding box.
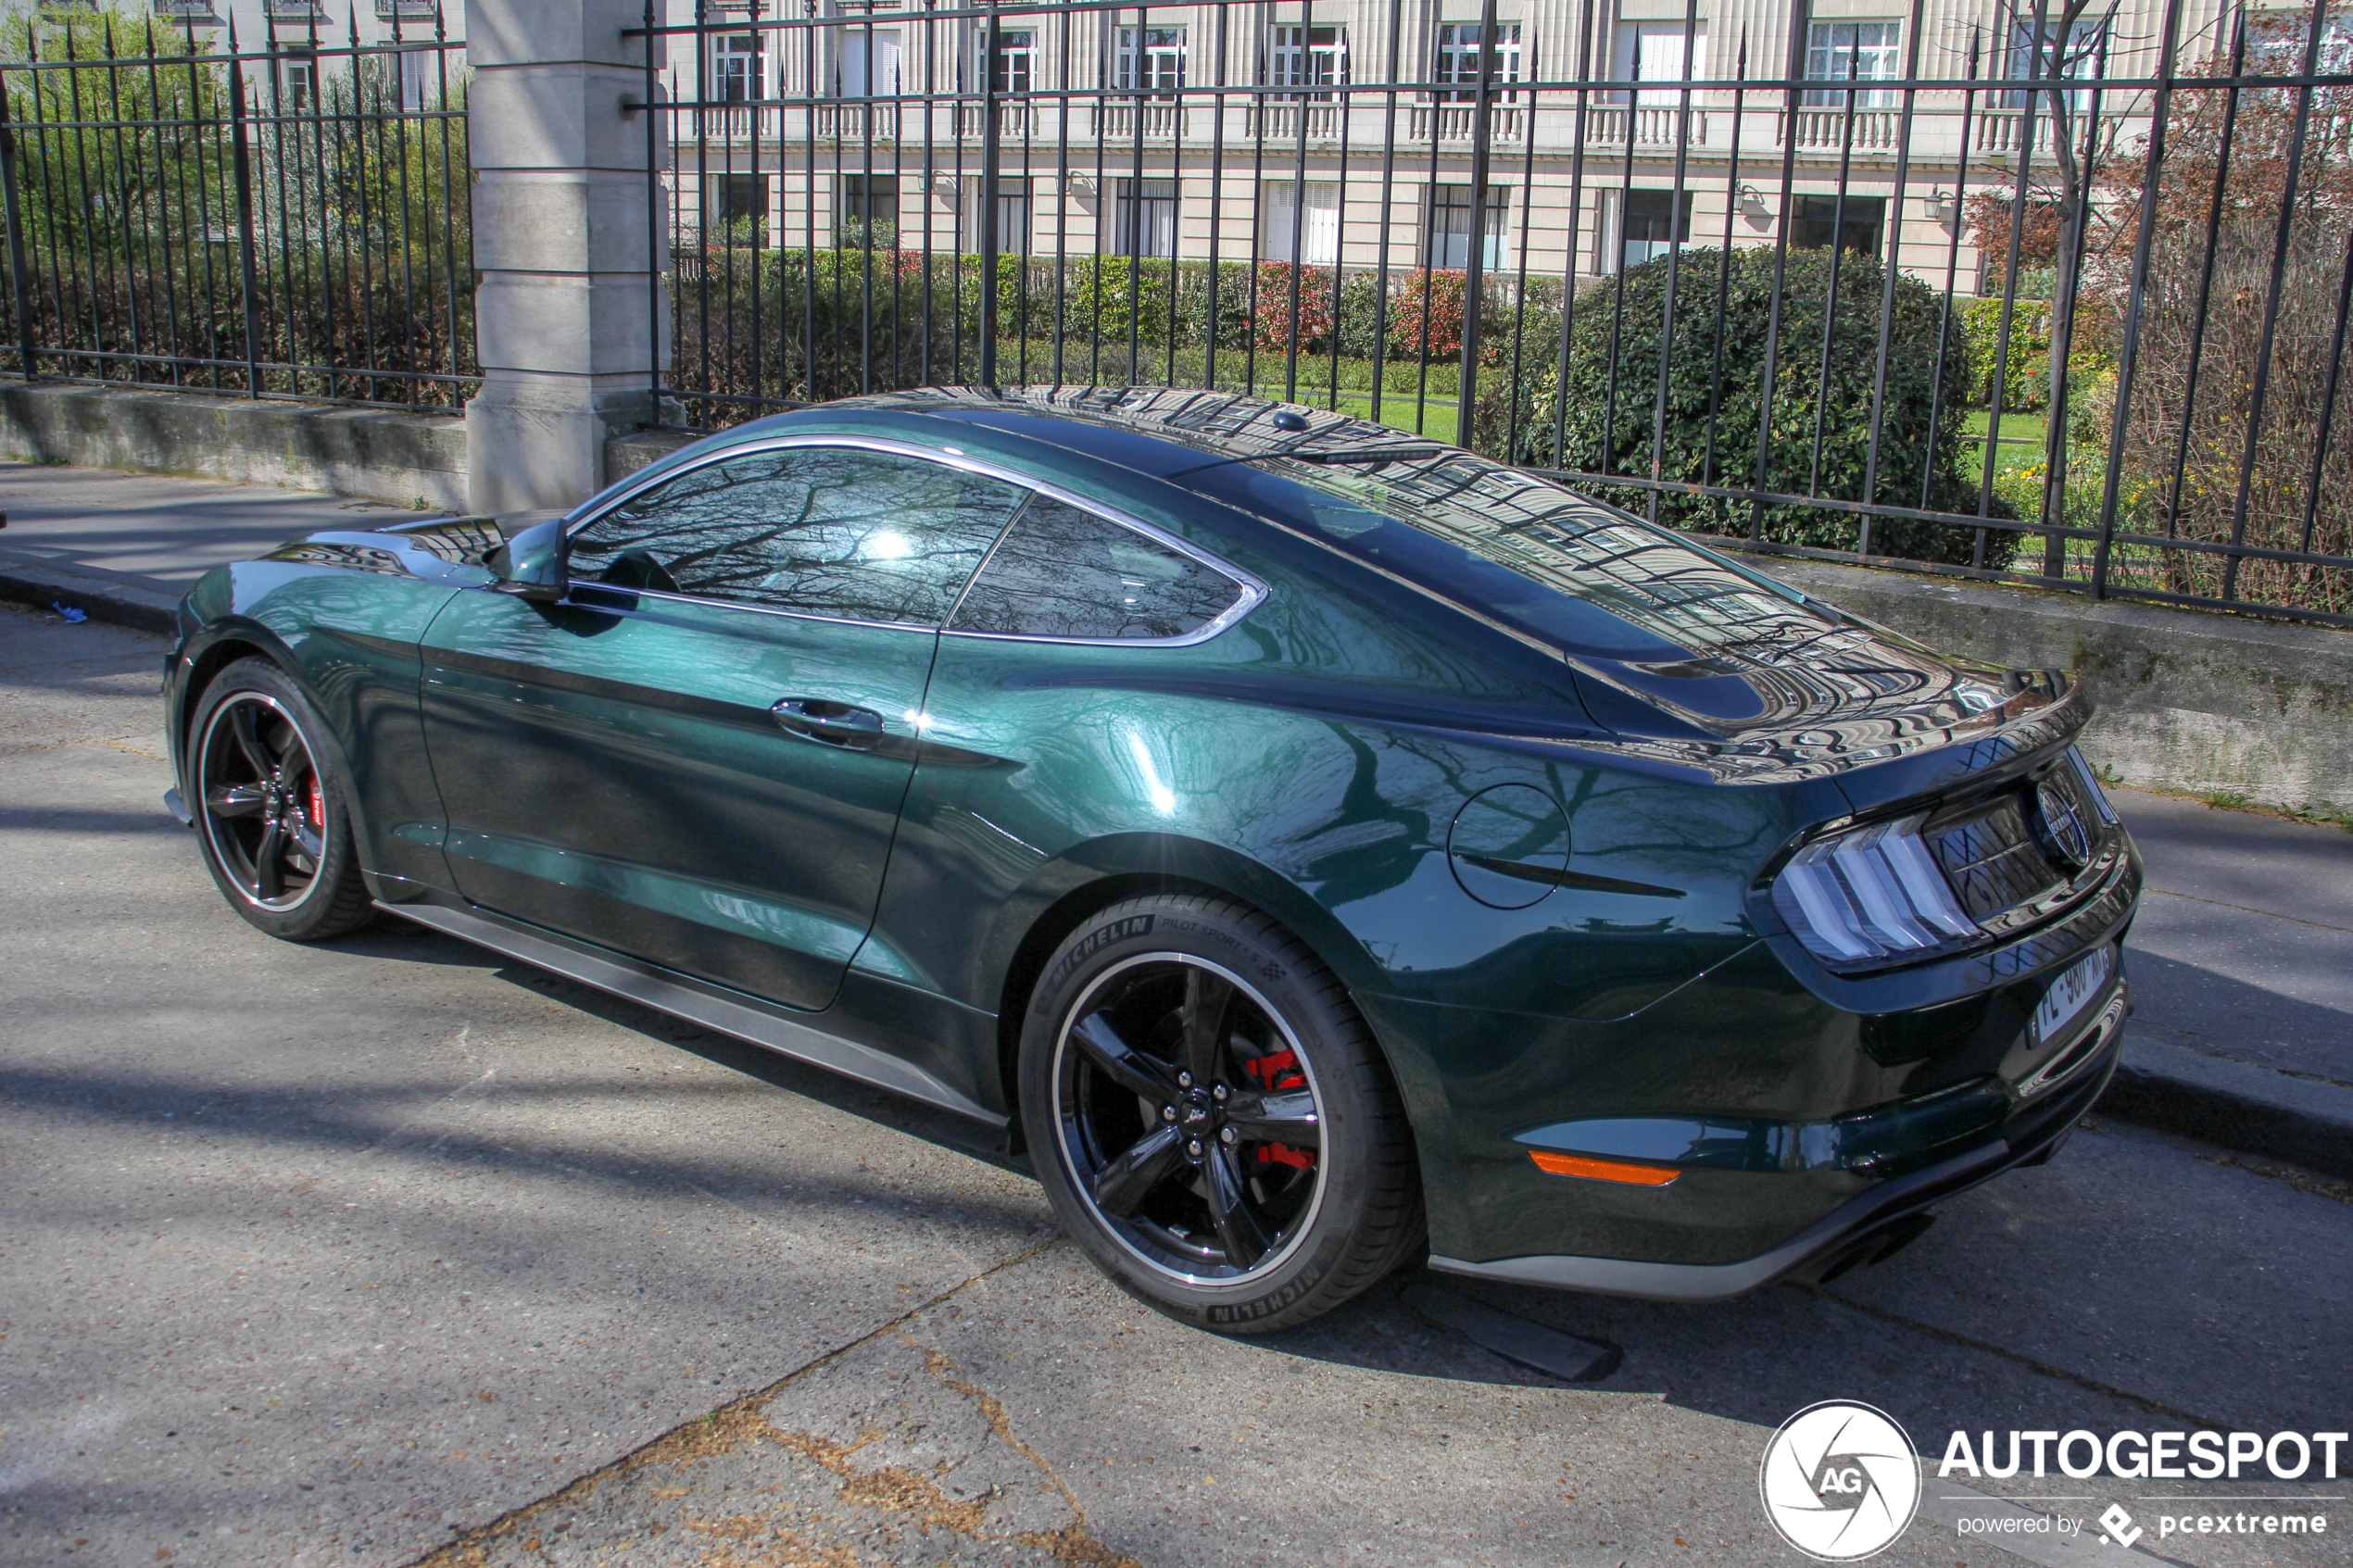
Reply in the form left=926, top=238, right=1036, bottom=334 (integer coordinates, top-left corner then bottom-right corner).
left=464, top=0, right=667, bottom=514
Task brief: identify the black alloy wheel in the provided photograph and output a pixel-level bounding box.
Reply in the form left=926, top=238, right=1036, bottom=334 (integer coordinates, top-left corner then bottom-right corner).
left=199, top=690, right=325, bottom=910
left=1020, top=894, right=1425, bottom=1332
left=1055, top=953, right=1327, bottom=1283
left=189, top=659, right=375, bottom=941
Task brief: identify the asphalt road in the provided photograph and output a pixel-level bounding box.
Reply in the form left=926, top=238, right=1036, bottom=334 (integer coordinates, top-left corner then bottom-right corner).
left=2, top=601, right=2347, bottom=1568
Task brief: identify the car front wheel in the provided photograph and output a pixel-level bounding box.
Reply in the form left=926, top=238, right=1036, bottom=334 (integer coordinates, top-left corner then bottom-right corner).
left=1018, top=894, right=1424, bottom=1332
left=188, top=659, right=375, bottom=942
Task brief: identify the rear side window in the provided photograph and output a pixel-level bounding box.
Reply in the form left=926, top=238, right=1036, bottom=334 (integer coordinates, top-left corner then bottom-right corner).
left=567, top=447, right=1026, bottom=626
left=948, top=495, right=1245, bottom=642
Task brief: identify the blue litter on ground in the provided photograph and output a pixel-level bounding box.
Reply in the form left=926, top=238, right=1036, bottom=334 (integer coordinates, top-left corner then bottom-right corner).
left=52, top=602, right=88, bottom=623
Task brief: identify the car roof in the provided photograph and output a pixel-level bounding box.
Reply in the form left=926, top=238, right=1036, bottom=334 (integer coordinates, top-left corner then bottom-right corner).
left=715, top=385, right=1418, bottom=480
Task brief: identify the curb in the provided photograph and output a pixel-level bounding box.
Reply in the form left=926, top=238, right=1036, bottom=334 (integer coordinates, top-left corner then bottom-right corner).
left=0, top=552, right=180, bottom=635
left=5, top=564, right=2347, bottom=1185
left=2097, top=1035, right=2353, bottom=1182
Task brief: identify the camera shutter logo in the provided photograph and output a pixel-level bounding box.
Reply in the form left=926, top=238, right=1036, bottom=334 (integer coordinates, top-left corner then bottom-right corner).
left=1758, top=1401, right=1922, bottom=1561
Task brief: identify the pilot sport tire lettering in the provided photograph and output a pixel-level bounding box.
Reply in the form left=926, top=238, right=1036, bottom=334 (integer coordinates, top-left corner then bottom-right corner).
left=1019, top=894, right=1424, bottom=1333
left=189, top=659, right=376, bottom=943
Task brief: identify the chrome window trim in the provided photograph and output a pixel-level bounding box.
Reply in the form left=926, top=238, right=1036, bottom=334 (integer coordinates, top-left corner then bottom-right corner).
left=561, top=432, right=1266, bottom=646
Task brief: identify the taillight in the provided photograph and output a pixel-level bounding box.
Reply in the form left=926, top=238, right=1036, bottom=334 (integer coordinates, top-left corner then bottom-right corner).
left=1771, top=812, right=1981, bottom=965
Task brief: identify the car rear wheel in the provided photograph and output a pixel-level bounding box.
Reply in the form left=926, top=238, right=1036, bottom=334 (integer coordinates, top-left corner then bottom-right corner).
left=189, top=659, right=375, bottom=942
left=1018, top=894, right=1424, bottom=1332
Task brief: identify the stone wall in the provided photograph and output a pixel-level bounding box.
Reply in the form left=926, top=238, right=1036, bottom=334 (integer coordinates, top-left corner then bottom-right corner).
left=0, top=382, right=469, bottom=512
left=1748, top=556, right=2352, bottom=816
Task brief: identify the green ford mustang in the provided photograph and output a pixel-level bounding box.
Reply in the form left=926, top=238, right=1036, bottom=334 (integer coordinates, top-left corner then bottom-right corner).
left=162, top=386, right=2139, bottom=1331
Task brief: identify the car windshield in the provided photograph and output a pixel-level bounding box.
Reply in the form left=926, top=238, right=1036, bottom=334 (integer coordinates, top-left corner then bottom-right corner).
left=1180, top=445, right=1849, bottom=667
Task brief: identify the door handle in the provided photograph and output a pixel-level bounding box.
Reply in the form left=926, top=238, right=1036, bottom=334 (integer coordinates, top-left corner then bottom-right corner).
left=770, top=696, right=887, bottom=749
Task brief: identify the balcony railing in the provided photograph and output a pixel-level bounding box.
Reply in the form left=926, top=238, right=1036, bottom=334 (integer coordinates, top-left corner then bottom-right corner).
left=813, top=103, right=900, bottom=142
left=1408, top=104, right=1526, bottom=143
left=1092, top=101, right=1189, bottom=140
left=955, top=102, right=1037, bottom=139
left=1973, top=107, right=2127, bottom=159
left=1787, top=107, right=1902, bottom=153
left=1246, top=103, right=1345, bottom=142
left=693, top=105, right=778, bottom=140
left=1585, top=104, right=1708, bottom=149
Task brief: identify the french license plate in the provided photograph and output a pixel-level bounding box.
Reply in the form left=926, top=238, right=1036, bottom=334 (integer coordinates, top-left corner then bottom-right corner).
left=2033, top=947, right=2114, bottom=1045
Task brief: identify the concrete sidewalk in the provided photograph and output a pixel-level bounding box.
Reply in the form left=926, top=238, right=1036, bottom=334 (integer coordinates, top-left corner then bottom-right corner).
left=5, top=461, right=2347, bottom=1176
left=0, top=460, right=448, bottom=631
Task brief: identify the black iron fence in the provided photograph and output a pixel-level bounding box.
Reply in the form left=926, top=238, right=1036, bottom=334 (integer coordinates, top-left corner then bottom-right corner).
left=634, top=0, right=2353, bottom=626
left=0, top=3, right=472, bottom=408
left=5, top=2, right=2347, bottom=626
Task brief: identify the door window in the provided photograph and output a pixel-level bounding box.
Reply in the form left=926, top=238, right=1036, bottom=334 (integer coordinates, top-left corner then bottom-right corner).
left=1116, top=179, right=1179, bottom=258
left=1793, top=194, right=1886, bottom=258
left=1619, top=188, right=1694, bottom=271
left=1263, top=181, right=1341, bottom=265
left=949, top=496, right=1245, bottom=642
left=1116, top=26, right=1188, bottom=94
left=569, top=448, right=1027, bottom=627
left=838, top=28, right=901, bottom=97
left=1427, top=183, right=1507, bottom=270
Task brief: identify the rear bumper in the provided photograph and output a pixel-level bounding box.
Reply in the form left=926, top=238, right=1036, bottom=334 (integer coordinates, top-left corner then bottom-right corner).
left=1429, top=995, right=2125, bottom=1301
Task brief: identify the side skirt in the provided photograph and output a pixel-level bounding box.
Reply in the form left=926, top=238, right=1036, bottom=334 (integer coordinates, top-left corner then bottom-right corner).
left=380, top=898, right=1008, bottom=1129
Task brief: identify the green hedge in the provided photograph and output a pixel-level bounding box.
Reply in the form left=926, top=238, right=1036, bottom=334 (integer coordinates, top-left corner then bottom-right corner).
left=669, top=245, right=1560, bottom=412
left=1959, top=295, right=2053, bottom=413
left=1484, top=247, right=2016, bottom=568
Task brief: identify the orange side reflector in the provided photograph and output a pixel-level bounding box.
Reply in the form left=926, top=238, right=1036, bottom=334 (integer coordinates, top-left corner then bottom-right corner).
left=1528, top=1149, right=1680, bottom=1186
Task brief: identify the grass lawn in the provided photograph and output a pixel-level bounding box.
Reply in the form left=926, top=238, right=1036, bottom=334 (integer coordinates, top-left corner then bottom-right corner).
left=1962, top=408, right=2048, bottom=464
left=1333, top=394, right=1458, bottom=436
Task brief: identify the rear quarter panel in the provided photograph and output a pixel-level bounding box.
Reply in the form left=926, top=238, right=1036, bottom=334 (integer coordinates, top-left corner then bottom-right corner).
left=870, top=517, right=1817, bottom=1242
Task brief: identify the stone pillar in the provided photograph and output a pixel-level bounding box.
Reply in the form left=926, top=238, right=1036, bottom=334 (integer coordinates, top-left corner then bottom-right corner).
left=464, top=0, right=667, bottom=514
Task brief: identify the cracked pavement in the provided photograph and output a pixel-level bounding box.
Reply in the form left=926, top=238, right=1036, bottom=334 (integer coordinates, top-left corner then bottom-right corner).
left=2, top=601, right=2347, bottom=1568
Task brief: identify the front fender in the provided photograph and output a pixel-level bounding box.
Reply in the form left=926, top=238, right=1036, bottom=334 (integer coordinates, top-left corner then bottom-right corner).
left=169, top=558, right=462, bottom=897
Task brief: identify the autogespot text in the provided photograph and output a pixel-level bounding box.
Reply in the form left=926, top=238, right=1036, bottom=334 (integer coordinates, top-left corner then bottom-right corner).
left=1938, top=1428, right=2348, bottom=1480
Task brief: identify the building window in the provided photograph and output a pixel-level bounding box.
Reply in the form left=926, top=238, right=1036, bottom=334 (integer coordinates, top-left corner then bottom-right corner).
left=714, top=31, right=765, bottom=104
left=1804, top=21, right=1901, bottom=108
left=1614, top=22, right=1706, bottom=105
left=2001, top=18, right=2107, bottom=111
left=277, top=53, right=316, bottom=111
left=1427, top=183, right=1505, bottom=270
left=1269, top=25, right=1348, bottom=100
left=968, top=177, right=1033, bottom=255
left=714, top=174, right=770, bottom=227
left=1263, top=182, right=1340, bottom=265
left=1115, top=178, right=1177, bottom=258
left=980, top=28, right=1035, bottom=95
left=1433, top=21, right=1522, bottom=103
left=1117, top=26, right=1187, bottom=94
left=1792, top=194, right=1884, bottom=257
left=840, top=173, right=899, bottom=245
left=1619, top=188, right=1693, bottom=270
left=396, top=49, right=431, bottom=111
left=838, top=28, right=901, bottom=98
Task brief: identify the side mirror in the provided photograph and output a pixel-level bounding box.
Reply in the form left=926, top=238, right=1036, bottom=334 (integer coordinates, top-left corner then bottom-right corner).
left=484, top=516, right=569, bottom=602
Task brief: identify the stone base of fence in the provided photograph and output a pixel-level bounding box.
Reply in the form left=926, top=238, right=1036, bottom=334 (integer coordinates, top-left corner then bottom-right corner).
left=0, top=380, right=472, bottom=515
left=605, top=426, right=700, bottom=481
left=1745, top=552, right=2353, bottom=818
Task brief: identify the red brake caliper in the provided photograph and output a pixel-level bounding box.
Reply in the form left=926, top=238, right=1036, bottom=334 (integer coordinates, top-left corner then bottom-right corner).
left=307, top=775, right=324, bottom=831
left=1241, top=1050, right=1315, bottom=1171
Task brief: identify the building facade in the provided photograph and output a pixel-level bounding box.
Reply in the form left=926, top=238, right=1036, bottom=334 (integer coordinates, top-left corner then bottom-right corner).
left=656, top=0, right=2251, bottom=295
